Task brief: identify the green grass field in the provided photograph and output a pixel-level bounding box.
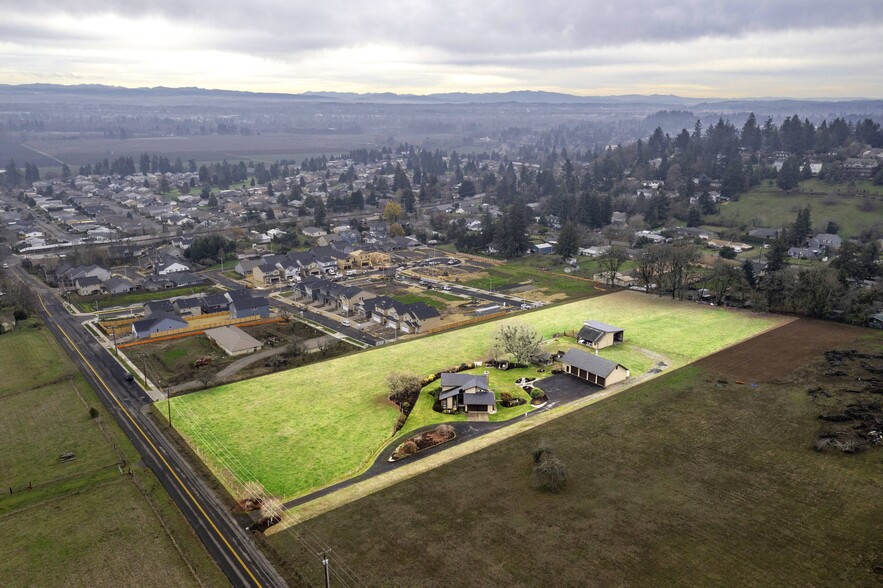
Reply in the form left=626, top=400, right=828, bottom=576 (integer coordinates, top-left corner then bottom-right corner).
left=168, top=291, right=787, bottom=499
left=0, top=323, right=225, bottom=586
left=709, top=179, right=883, bottom=238
left=265, top=329, right=883, bottom=587
left=0, top=322, right=75, bottom=396
left=391, top=293, right=446, bottom=310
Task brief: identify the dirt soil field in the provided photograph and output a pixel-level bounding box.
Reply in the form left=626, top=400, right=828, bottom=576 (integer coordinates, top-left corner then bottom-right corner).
left=696, top=319, right=861, bottom=381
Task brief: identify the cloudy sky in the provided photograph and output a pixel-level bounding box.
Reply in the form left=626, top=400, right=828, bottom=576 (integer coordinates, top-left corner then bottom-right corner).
left=1, top=0, right=882, bottom=98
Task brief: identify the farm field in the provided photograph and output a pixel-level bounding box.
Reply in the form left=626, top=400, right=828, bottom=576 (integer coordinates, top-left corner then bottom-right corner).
left=166, top=291, right=788, bottom=500
left=0, top=322, right=76, bottom=396
left=265, top=321, right=883, bottom=588
left=0, top=322, right=225, bottom=586
left=17, top=131, right=463, bottom=167
left=708, top=179, right=883, bottom=238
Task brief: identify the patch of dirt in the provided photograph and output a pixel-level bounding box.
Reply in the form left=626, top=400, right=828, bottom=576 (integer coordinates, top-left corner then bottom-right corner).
left=696, top=319, right=862, bottom=382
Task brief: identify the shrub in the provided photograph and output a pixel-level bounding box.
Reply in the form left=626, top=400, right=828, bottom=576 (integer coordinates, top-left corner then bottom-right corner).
left=88, top=406, right=99, bottom=419
left=500, top=391, right=513, bottom=402
left=13, top=308, right=28, bottom=321
left=433, top=423, right=455, bottom=439
left=533, top=455, right=568, bottom=493
left=394, top=440, right=418, bottom=459
left=395, top=414, right=407, bottom=431
left=530, top=388, right=545, bottom=399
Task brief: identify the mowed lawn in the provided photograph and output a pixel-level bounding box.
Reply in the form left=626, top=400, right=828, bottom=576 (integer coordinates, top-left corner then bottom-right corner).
left=169, top=291, right=788, bottom=499
left=266, top=338, right=883, bottom=587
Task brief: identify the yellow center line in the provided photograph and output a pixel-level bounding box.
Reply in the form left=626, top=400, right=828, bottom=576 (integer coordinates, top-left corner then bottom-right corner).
left=37, top=292, right=263, bottom=587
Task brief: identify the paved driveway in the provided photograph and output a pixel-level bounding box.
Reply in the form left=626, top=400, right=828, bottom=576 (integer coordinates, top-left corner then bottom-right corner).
left=534, top=373, right=601, bottom=405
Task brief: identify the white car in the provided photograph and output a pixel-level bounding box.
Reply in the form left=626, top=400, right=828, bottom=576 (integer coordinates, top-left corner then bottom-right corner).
left=341, top=319, right=351, bottom=327
left=442, top=285, right=451, bottom=291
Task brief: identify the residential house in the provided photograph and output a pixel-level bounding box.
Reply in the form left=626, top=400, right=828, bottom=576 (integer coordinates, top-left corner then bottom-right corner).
left=808, top=233, right=842, bottom=252
left=748, top=228, right=782, bottom=241
left=154, top=257, right=191, bottom=275
left=75, top=275, right=104, bottom=296
left=356, top=296, right=442, bottom=333
left=531, top=243, right=554, bottom=255
left=302, top=226, right=326, bottom=238
left=167, top=272, right=206, bottom=288
left=144, top=300, right=176, bottom=317
left=253, top=262, right=283, bottom=284
left=104, top=277, right=136, bottom=295
left=200, top=293, right=230, bottom=314
left=234, top=258, right=263, bottom=277
left=561, top=348, right=630, bottom=388
left=225, top=289, right=270, bottom=319
left=173, top=297, right=203, bottom=316
left=131, top=313, right=188, bottom=339
left=576, top=321, right=624, bottom=351
left=438, top=373, right=497, bottom=414
left=347, top=249, right=391, bottom=269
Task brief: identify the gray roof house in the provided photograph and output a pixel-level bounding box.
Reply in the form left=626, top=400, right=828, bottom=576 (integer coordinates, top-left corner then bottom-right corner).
left=131, top=313, right=188, bottom=339
left=561, top=348, right=629, bottom=388
left=104, top=277, right=136, bottom=294
left=225, top=289, right=270, bottom=319
left=75, top=275, right=104, bottom=296
left=438, top=373, right=496, bottom=414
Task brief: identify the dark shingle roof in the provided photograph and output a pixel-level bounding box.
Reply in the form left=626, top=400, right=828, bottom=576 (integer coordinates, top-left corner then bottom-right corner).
left=561, top=348, right=624, bottom=378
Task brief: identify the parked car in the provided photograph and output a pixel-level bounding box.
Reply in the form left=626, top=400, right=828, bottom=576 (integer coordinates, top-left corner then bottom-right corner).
left=442, top=285, right=451, bottom=291
left=341, top=319, right=351, bottom=327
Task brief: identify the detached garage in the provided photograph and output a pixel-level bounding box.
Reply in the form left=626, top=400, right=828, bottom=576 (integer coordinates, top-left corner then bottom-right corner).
left=561, top=348, right=629, bottom=388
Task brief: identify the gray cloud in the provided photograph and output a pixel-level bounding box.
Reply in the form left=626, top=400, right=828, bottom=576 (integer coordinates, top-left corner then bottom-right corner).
left=7, top=0, right=883, bottom=58
left=0, top=0, right=880, bottom=96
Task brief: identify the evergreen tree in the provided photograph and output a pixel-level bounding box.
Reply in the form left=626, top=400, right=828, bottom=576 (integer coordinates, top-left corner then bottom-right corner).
left=555, top=221, right=580, bottom=258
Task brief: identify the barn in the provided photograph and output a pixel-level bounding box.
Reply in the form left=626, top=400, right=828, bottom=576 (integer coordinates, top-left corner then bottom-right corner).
left=577, top=320, right=624, bottom=350
left=561, top=348, right=629, bottom=388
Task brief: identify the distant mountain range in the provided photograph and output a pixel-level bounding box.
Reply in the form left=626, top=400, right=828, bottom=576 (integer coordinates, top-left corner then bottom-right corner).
left=0, top=84, right=880, bottom=112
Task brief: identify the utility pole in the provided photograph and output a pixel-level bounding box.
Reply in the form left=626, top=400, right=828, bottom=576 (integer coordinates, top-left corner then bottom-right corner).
left=320, top=550, right=331, bottom=588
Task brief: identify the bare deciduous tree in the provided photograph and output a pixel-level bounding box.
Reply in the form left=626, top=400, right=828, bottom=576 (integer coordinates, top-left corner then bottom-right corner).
left=493, top=322, right=544, bottom=366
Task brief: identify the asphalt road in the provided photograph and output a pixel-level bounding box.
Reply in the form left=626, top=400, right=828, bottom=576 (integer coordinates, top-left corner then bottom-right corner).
left=12, top=266, right=288, bottom=588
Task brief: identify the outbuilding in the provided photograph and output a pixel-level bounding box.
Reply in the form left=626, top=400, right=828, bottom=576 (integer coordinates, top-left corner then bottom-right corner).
left=576, top=320, right=624, bottom=350
left=205, top=326, right=263, bottom=356
left=561, top=348, right=629, bottom=388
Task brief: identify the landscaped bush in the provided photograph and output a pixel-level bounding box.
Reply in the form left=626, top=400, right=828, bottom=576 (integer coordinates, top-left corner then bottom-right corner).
left=530, top=388, right=545, bottom=399
left=433, top=423, right=455, bottom=439
left=393, top=440, right=418, bottom=459
left=500, top=392, right=513, bottom=402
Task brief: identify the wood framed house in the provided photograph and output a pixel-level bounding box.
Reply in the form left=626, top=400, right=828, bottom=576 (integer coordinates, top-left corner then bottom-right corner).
left=561, top=348, right=629, bottom=388
left=438, top=373, right=496, bottom=414
left=577, top=320, right=624, bottom=351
